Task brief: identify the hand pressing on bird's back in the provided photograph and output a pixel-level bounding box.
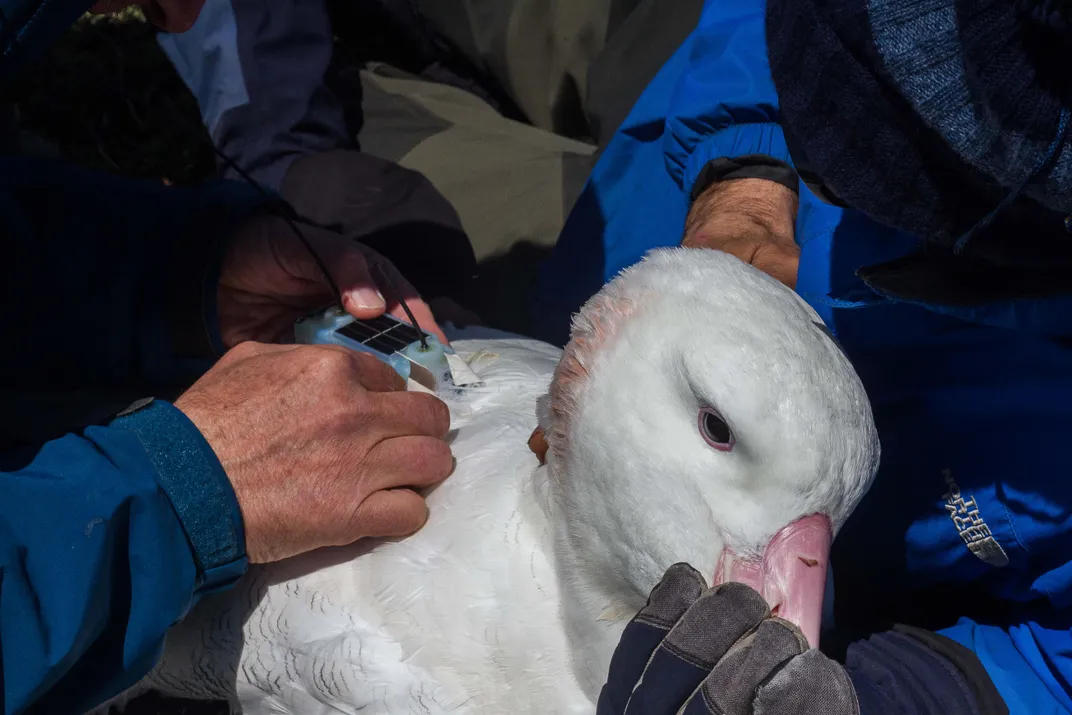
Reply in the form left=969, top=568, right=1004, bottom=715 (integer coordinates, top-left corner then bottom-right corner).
left=683, top=179, right=801, bottom=289
left=175, top=341, right=454, bottom=563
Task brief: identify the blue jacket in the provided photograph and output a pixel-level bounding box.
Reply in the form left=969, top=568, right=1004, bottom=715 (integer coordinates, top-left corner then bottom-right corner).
left=533, top=0, right=1072, bottom=712
left=1, top=4, right=263, bottom=711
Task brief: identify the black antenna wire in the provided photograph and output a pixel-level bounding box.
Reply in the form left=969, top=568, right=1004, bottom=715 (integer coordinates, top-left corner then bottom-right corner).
left=210, top=143, right=430, bottom=348
left=372, top=262, right=429, bottom=350
left=209, top=144, right=343, bottom=308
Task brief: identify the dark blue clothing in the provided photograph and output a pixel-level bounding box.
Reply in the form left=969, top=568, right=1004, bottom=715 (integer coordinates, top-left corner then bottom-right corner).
left=0, top=142, right=262, bottom=714
left=533, top=0, right=1072, bottom=712
left=156, top=0, right=349, bottom=191
left=765, top=0, right=1072, bottom=260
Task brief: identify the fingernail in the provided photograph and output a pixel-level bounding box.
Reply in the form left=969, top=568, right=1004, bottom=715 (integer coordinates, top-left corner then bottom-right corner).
left=348, top=287, right=385, bottom=310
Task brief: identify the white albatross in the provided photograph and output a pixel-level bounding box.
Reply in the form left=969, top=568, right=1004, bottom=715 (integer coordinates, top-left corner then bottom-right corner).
left=108, top=248, right=880, bottom=714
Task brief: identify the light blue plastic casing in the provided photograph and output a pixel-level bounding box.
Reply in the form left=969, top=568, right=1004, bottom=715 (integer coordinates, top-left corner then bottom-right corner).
left=293, top=307, right=450, bottom=388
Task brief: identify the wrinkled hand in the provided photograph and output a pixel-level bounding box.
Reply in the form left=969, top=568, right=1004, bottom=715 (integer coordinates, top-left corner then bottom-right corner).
left=597, top=564, right=858, bottom=715
left=218, top=211, right=448, bottom=349
left=174, top=341, right=454, bottom=563
left=683, top=179, right=801, bottom=289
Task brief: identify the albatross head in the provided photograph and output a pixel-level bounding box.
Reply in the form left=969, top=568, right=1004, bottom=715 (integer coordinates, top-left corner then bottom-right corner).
left=532, top=248, right=879, bottom=694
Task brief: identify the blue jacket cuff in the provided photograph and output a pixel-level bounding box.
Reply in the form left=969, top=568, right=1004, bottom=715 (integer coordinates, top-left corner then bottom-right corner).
left=681, top=123, right=793, bottom=200
left=110, top=399, right=248, bottom=592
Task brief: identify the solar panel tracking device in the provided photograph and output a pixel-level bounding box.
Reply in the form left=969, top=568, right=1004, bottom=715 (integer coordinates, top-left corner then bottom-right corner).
left=294, top=307, right=451, bottom=392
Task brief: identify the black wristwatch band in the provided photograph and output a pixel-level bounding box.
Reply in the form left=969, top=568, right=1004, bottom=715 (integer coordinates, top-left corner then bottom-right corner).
left=690, top=154, right=800, bottom=201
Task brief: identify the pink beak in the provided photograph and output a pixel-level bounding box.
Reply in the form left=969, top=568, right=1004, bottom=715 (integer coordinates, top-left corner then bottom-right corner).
left=713, top=513, right=832, bottom=649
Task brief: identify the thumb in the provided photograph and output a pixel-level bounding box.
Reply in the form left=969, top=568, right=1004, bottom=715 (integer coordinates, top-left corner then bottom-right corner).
left=347, top=489, right=429, bottom=541
left=304, top=230, right=389, bottom=318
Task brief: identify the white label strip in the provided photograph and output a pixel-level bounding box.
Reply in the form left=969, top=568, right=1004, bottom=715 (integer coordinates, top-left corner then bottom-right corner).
left=446, top=353, right=483, bottom=387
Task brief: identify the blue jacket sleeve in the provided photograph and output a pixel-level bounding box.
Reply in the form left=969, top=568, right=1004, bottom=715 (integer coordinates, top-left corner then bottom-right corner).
left=662, top=0, right=791, bottom=199
left=0, top=156, right=268, bottom=389
left=0, top=157, right=267, bottom=713
left=939, top=619, right=1072, bottom=714
left=2, top=399, right=248, bottom=715
left=530, top=0, right=795, bottom=346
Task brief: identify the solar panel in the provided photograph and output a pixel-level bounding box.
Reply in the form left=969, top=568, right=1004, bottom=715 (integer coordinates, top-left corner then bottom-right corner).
left=336, top=316, right=429, bottom=355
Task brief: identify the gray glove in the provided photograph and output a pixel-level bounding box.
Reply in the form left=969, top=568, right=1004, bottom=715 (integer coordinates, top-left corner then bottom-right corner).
left=597, top=563, right=856, bottom=714
left=597, top=563, right=1001, bottom=715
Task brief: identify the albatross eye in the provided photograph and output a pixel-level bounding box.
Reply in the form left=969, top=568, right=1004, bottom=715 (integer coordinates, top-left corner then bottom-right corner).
left=698, top=407, right=734, bottom=451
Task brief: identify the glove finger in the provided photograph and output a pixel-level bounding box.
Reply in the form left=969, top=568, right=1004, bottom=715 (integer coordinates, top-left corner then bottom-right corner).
left=597, top=564, right=706, bottom=715
left=624, top=582, right=769, bottom=715
left=754, top=649, right=859, bottom=715
left=684, top=618, right=808, bottom=715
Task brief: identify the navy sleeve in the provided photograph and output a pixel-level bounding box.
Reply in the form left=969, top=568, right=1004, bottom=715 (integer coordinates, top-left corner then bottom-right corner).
left=0, top=156, right=268, bottom=390
left=1, top=399, right=247, bottom=715
left=844, top=628, right=1007, bottom=715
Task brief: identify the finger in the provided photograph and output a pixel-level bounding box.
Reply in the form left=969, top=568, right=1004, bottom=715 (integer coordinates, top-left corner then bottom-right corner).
left=596, top=564, right=705, bottom=715
left=365, top=391, right=452, bottom=439
left=363, top=435, right=456, bottom=491
left=298, top=344, right=406, bottom=392
left=347, top=488, right=429, bottom=540
left=624, top=582, right=770, bottom=715
left=683, top=618, right=815, bottom=715
left=362, top=248, right=450, bottom=344
left=303, top=231, right=388, bottom=318
left=346, top=350, right=407, bottom=393
left=390, top=295, right=450, bottom=345
left=752, top=648, right=858, bottom=715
